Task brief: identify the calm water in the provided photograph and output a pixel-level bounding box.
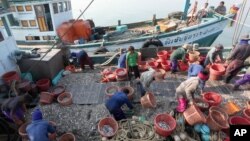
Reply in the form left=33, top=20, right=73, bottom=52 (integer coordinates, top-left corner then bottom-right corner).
left=71, top=0, right=250, bottom=46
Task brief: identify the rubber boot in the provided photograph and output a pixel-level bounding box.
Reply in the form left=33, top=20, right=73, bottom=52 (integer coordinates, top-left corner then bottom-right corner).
left=176, top=98, right=187, bottom=113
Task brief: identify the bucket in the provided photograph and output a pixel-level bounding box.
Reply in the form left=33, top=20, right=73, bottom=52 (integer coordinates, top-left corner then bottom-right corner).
left=40, top=92, right=54, bottom=104
left=207, top=110, right=229, bottom=131
left=157, top=50, right=168, bottom=62
left=229, top=116, right=250, bottom=125
left=57, top=92, right=73, bottom=106
left=2, top=71, right=20, bottom=85
left=178, top=60, right=188, bottom=71
left=98, top=117, right=118, bottom=138
left=183, top=105, right=206, bottom=125
left=188, top=51, right=200, bottom=62
left=105, top=86, right=119, bottom=97
left=51, top=85, right=65, bottom=98
left=242, top=108, right=250, bottom=121
left=18, top=122, right=30, bottom=140
left=36, top=79, right=50, bottom=91
left=209, top=64, right=225, bottom=80
left=115, top=68, right=127, bottom=80
left=223, top=101, right=241, bottom=116
left=120, top=86, right=134, bottom=100
left=202, top=92, right=222, bottom=107
left=209, top=106, right=228, bottom=120
left=140, top=92, right=156, bottom=108
left=154, top=113, right=176, bottom=137
left=161, top=61, right=171, bottom=71
left=59, top=133, right=76, bottom=141
left=148, top=61, right=159, bottom=69
left=138, top=61, right=148, bottom=71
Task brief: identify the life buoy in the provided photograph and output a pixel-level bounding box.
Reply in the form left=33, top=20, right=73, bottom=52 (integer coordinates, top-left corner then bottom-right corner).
left=142, top=38, right=163, bottom=48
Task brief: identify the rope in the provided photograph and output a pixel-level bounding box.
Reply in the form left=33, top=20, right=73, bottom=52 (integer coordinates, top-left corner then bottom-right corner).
left=108, top=119, right=165, bottom=141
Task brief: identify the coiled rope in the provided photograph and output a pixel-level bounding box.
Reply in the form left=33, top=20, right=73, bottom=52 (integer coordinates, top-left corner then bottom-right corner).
left=109, top=119, right=165, bottom=141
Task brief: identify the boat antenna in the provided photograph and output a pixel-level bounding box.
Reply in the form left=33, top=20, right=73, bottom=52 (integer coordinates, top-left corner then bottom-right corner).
left=182, top=0, right=191, bottom=20
left=232, top=0, right=247, bottom=45
left=23, top=0, right=95, bottom=75
left=234, top=1, right=250, bottom=44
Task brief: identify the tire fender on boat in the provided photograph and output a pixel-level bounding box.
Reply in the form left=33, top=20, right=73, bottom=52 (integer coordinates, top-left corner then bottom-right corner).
left=142, top=38, right=163, bottom=48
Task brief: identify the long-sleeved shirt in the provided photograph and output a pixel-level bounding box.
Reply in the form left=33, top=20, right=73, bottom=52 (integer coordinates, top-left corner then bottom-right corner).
left=228, top=44, right=250, bottom=61
left=26, top=120, right=56, bottom=141
left=170, top=47, right=186, bottom=61
left=118, top=53, right=126, bottom=68
left=215, top=5, right=226, bottom=15
left=188, top=64, right=204, bottom=78
left=176, top=77, right=204, bottom=100
left=205, top=47, right=223, bottom=64
left=140, top=68, right=155, bottom=91
left=105, top=92, right=133, bottom=111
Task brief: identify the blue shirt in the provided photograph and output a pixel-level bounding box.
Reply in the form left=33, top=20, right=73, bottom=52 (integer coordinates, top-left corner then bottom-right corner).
left=76, top=50, right=87, bottom=59
left=105, top=92, right=133, bottom=111
left=188, top=64, right=204, bottom=78
left=26, top=120, right=56, bottom=141
left=118, top=53, right=126, bottom=68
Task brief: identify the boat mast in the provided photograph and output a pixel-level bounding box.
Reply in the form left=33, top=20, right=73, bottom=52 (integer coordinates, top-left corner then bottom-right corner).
left=182, top=0, right=191, bottom=20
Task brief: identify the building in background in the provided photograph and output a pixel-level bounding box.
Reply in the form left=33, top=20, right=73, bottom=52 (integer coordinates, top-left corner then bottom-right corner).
left=1, top=0, right=73, bottom=44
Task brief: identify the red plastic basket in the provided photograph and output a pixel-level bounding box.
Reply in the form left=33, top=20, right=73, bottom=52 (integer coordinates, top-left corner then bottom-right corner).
left=209, top=64, right=226, bottom=76
left=2, top=71, right=20, bottom=85
left=229, top=116, right=250, bottom=125
left=243, top=108, right=250, bottom=121
left=202, top=92, right=222, bottom=107
left=105, top=86, right=119, bottom=97
left=161, top=61, right=171, bottom=71
left=148, top=61, right=159, bottom=69
left=154, top=113, right=176, bottom=137
left=59, top=133, right=75, bottom=141
left=40, top=92, right=54, bottom=104
left=98, top=117, right=118, bottom=138
left=36, top=79, right=50, bottom=91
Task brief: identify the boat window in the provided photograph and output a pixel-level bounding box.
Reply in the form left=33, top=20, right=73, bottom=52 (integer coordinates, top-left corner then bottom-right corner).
left=29, top=20, right=36, bottom=27
left=25, top=5, right=32, bottom=11
left=43, top=36, right=49, bottom=40
left=58, top=2, right=63, bottom=12
left=68, top=1, right=71, bottom=10
left=53, top=3, right=58, bottom=14
left=25, top=36, right=40, bottom=40
left=34, top=36, right=40, bottom=40
left=16, top=6, right=24, bottom=12
left=65, top=1, right=68, bottom=11
left=10, top=6, right=16, bottom=12
left=7, top=14, right=19, bottom=26
left=0, top=31, right=4, bottom=42
left=21, top=20, right=29, bottom=27
left=63, top=2, right=67, bottom=12
left=34, top=4, right=53, bottom=31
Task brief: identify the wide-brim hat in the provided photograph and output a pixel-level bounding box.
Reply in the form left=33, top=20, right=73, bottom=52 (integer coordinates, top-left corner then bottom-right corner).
left=182, top=43, right=192, bottom=49
left=240, top=35, right=250, bottom=40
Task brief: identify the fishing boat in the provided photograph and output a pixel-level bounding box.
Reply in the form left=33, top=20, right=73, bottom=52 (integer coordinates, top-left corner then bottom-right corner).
left=57, top=0, right=240, bottom=52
